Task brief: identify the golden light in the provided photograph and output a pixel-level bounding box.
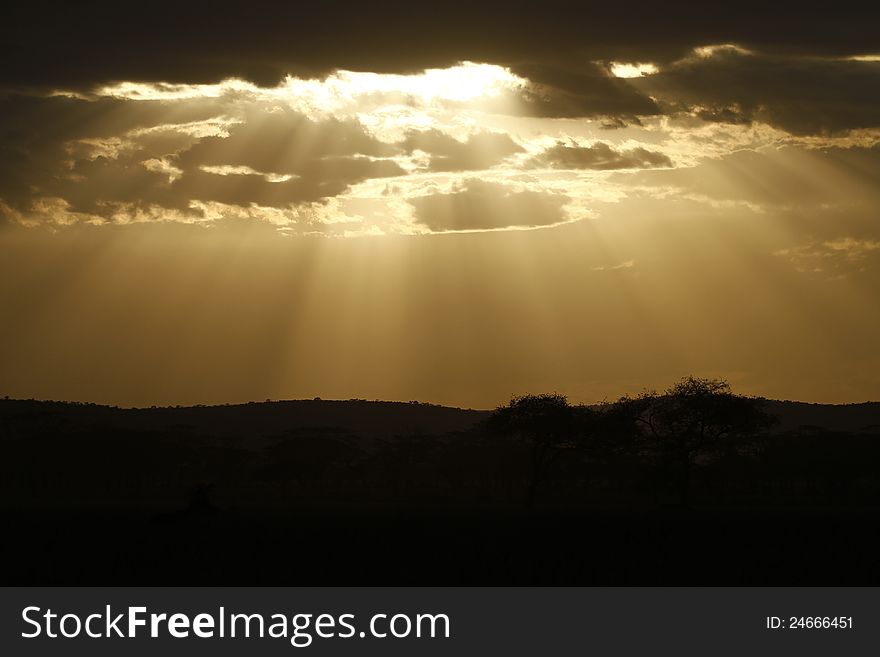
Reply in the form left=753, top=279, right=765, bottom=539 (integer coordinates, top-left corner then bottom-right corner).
left=300, top=62, right=526, bottom=102
left=692, top=44, right=752, bottom=58
left=609, top=62, right=659, bottom=78
left=93, top=62, right=526, bottom=107
left=199, top=165, right=296, bottom=183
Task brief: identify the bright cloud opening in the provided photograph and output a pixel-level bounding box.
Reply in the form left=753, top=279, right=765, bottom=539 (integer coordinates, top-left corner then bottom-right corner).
left=93, top=62, right=526, bottom=106
left=609, top=62, right=659, bottom=78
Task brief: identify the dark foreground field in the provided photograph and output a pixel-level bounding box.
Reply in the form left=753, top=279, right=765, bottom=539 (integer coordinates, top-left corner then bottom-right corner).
left=3, top=506, right=879, bottom=585
left=2, top=395, right=879, bottom=584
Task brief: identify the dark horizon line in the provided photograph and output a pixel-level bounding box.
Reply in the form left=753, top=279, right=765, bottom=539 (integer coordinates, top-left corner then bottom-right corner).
left=3, top=394, right=880, bottom=412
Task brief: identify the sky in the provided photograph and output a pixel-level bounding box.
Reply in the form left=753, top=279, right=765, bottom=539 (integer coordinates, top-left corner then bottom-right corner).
left=1, top=1, right=878, bottom=407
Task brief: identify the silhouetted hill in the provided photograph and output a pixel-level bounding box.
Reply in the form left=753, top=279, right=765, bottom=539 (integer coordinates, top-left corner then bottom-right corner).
left=0, top=398, right=489, bottom=441
left=2, top=394, right=880, bottom=585
left=760, top=400, right=880, bottom=434
left=2, top=397, right=879, bottom=440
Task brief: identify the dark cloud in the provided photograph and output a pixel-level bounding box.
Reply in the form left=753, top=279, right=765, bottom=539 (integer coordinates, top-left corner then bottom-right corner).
left=0, top=0, right=876, bottom=152
left=399, top=130, right=522, bottom=171
left=0, top=92, right=228, bottom=211
left=529, top=141, right=671, bottom=170
left=693, top=106, right=752, bottom=126
left=410, top=179, right=569, bottom=231
left=47, top=154, right=187, bottom=215
left=173, top=157, right=404, bottom=208
left=175, top=109, right=395, bottom=174
left=3, top=2, right=876, bottom=91
left=636, top=50, right=880, bottom=134
left=0, top=2, right=876, bottom=172
left=0, top=93, right=405, bottom=220
left=503, top=63, right=660, bottom=119
left=600, top=116, right=641, bottom=130
left=617, top=145, right=880, bottom=209
left=50, top=153, right=404, bottom=214
left=165, top=110, right=405, bottom=208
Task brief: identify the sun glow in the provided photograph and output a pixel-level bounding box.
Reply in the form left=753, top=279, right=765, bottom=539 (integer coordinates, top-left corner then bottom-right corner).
left=847, top=54, right=880, bottom=62
left=94, top=62, right=525, bottom=106
left=609, top=62, right=659, bottom=78
left=309, top=62, right=525, bottom=102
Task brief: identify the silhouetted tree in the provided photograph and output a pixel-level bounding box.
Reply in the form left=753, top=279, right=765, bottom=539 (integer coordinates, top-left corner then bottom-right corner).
left=612, top=377, right=774, bottom=506
left=486, top=394, right=591, bottom=506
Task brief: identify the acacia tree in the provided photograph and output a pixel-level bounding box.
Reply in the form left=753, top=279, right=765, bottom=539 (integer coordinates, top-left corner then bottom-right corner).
left=613, top=377, right=774, bottom=506
left=486, top=394, right=592, bottom=506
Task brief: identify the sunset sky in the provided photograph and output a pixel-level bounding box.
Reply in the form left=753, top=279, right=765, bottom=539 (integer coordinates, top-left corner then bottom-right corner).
left=1, top=2, right=878, bottom=407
